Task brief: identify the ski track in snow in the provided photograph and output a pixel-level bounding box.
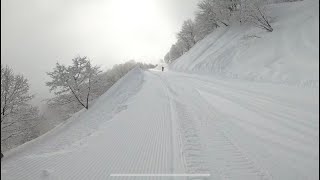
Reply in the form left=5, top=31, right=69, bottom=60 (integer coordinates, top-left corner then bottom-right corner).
left=161, top=71, right=318, bottom=180
left=1, top=69, right=319, bottom=180
left=1, top=0, right=319, bottom=179
left=160, top=73, right=272, bottom=180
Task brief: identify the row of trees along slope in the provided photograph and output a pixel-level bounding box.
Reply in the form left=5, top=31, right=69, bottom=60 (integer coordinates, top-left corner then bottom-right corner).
left=164, top=0, right=299, bottom=64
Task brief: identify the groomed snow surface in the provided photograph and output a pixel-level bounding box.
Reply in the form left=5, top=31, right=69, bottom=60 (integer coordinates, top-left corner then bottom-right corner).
left=1, top=0, right=319, bottom=179
left=1, top=68, right=318, bottom=180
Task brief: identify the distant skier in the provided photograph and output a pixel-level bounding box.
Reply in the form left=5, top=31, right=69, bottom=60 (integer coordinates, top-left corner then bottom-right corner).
left=1, top=152, right=3, bottom=159
left=162, top=66, right=164, bottom=72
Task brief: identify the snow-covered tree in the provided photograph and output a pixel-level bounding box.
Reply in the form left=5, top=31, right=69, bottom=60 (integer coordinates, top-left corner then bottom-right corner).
left=241, top=0, right=273, bottom=32
left=177, top=38, right=190, bottom=54
left=46, top=93, right=84, bottom=118
left=1, top=65, right=33, bottom=120
left=169, top=43, right=184, bottom=62
left=163, top=38, right=190, bottom=64
left=11, top=106, right=41, bottom=144
left=194, top=0, right=273, bottom=32
left=46, top=56, right=101, bottom=110
left=164, top=52, right=170, bottom=64
left=1, top=65, right=41, bottom=151
left=193, top=0, right=238, bottom=40
left=1, top=105, right=41, bottom=151
left=195, top=9, right=219, bottom=40
left=177, top=19, right=198, bottom=51
left=162, top=0, right=274, bottom=65
left=196, top=0, right=231, bottom=27
left=46, top=60, right=155, bottom=122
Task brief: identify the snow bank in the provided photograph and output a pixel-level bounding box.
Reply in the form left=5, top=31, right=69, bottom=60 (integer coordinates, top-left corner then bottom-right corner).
left=2, top=67, right=144, bottom=159
left=171, top=0, right=319, bottom=87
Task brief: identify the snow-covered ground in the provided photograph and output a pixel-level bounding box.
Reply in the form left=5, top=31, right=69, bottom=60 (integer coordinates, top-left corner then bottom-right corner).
left=1, top=68, right=318, bottom=180
left=1, top=0, right=318, bottom=179
left=171, top=0, right=319, bottom=87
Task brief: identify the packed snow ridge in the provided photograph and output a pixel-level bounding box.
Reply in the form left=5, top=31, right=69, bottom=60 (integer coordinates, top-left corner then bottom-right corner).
left=1, top=0, right=319, bottom=180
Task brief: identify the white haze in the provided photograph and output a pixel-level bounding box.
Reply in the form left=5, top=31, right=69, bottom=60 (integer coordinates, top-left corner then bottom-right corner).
left=1, top=0, right=199, bottom=107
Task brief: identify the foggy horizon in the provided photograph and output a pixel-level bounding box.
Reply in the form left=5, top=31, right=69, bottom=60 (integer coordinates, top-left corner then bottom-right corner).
left=1, top=0, right=199, bottom=107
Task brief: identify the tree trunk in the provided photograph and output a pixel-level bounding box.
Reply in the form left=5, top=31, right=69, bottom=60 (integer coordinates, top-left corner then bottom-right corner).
left=220, top=21, right=229, bottom=27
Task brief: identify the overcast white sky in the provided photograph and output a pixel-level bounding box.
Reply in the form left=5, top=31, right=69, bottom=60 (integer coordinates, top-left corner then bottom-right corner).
left=1, top=0, right=199, bottom=106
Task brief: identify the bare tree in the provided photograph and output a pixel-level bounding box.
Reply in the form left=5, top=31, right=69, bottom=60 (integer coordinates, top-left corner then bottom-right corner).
left=169, top=43, right=184, bottom=62
left=1, top=65, right=39, bottom=152
left=177, top=19, right=198, bottom=51
left=241, top=0, right=273, bottom=32
left=1, top=65, right=33, bottom=120
left=195, top=9, right=219, bottom=40
left=197, top=0, right=231, bottom=28
left=194, top=0, right=273, bottom=32
left=46, top=60, right=155, bottom=122
left=46, top=56, right=101, bottom=110
left=1, top=105, right=41, bottom=148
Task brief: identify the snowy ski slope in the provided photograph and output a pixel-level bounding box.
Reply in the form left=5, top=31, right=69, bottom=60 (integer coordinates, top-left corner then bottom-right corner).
left=171, top=0, right=319, bottom=87
left=1, top=68, right=318, bottom=180
left=1, top=0, right=319, bottom=179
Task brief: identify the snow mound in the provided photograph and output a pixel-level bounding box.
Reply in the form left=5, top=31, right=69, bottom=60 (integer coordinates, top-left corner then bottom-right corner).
left=171, top=0, right=319, bottom=87
left=2, top=66, right=144, bottom=160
